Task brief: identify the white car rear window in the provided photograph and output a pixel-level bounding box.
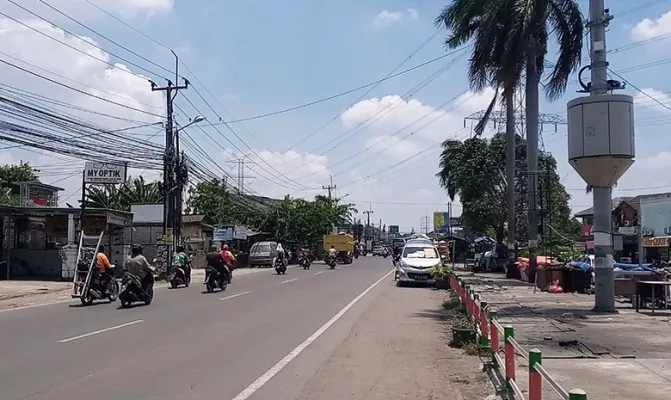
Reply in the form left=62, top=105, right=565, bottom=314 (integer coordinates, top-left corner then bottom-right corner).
left=403, top=246, right=438, bottom=258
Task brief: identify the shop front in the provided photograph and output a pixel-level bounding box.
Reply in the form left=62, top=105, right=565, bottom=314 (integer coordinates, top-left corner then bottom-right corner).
left=0, top=206, right=131, bottom=280
left=642, top=236, right=671, bottom=263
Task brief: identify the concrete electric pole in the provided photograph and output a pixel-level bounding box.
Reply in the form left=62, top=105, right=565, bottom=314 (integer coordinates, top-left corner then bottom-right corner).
left=567, top=4, right=634, bottom=312
left=149, top=51, right=189, bottom=274
left=363, top=208, right=374, bottom=240
left=322, top=175, right=337, bottom=199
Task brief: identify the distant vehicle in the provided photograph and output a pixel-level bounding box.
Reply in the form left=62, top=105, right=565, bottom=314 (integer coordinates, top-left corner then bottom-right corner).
left=372, top=245, right=384, bottom=256
left=249, top=241, right=279, bottom=268
left=394, top=242, right=441, bottom=287
left=391, top=238, right=406, bottom=249
left=323, top=233, right=354, bottom=264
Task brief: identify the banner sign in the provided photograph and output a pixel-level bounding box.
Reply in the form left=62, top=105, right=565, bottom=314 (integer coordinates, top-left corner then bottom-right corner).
left=433, top=212, right=449, bottom=232
left=84, top=162, right=127, bottom=184
left=213, top=226, right=234, bottom=242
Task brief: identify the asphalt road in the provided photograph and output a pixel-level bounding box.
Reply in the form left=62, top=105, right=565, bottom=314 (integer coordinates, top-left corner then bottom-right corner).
left=0, top=257, right=394, bottom=400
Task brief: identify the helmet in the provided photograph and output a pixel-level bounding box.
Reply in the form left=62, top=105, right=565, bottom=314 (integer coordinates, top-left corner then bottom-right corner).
left=131, top=244, right=143, bottom=255
left=223, top=244, right=229, bottom=250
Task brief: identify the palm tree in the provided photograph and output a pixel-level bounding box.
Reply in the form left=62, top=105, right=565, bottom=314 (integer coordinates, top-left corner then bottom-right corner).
left=119, top=176, right=162, bottom=205
left=439, top=0, right=584, bottom=282
left=501, top=0, right=583, bottom=282
left=85, top=177, right=162, bottom=211
left=85, top=185, right=122, bottom=210
left=436, top=0, right=523, bottom=265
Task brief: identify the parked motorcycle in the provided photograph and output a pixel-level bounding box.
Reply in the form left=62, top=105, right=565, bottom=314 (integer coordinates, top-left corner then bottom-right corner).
left=204, top=266, right=228, bottom=293
left=119, top=271, right=154, bottom=308
left=169, top=265, right=189, bottom=288
left=274, top=257, right=287, bottom=275
left=79, top=267, right=119, bottom=305
left=300, top=256, right=311, bottom=270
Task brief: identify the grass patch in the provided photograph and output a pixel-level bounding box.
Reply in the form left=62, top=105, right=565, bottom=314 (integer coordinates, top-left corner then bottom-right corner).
left=461, top=342, right=491, bottom=357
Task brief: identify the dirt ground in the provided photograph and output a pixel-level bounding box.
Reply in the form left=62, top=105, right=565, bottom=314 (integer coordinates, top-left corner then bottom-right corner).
left=295, top=281, right=494, bottom=400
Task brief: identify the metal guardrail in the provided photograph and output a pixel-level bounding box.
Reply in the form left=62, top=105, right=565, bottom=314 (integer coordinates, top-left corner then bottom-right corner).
left=448, top=275, right=589, bottom=400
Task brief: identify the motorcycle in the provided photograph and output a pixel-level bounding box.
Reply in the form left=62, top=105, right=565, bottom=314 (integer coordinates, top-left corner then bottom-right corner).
left=299, top=256, right=311, bottom=270
left=274, top=257, right=287, bottom=275
left=119, top=271, right=154, bottom=308
left=327, top=255, right=336, bottom=269
left=79, top=267, right=119, bottom=305
left=204, top=266, right=228, bottom=293
left=392, top=254, right=401, bottom=266
left=382, top=250, right=390, bottom=259
left=169, top=265, right=190, bottom=288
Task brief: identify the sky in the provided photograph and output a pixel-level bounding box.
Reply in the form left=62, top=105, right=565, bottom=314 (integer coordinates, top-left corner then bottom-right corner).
left=0, top=0, right=670, bottom=232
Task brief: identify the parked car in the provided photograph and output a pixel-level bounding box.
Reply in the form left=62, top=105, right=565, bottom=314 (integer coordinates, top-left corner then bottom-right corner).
left=249, top=241, right=279, bottom=268
left=394, top=242, right=441, bottom=286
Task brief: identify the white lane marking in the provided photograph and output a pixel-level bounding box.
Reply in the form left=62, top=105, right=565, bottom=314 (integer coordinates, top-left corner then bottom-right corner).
left=58, top=319, right=144, bottom=343
left=313, top=271, right=324, bottom=275
left=231, top=269, right=394, bottom=400
left=219, top=291, right=251, bottom=301
left=281, top=278, right=298, bottom=284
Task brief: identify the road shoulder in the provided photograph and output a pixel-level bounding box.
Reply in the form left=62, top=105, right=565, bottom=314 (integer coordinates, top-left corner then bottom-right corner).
left=295, top=282, right=494, bottom=400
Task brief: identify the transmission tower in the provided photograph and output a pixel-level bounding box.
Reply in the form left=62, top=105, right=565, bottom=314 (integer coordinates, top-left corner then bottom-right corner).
left=226, top=158, right=255, bottom=195
left=463, top=91, right=567, bottom=137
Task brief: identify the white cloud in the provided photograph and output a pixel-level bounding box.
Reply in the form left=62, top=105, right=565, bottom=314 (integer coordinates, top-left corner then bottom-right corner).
left=364, top=135, right=422, bottom=159
left=634, top=88, right=671, bottom=113
left=632, top=10, right=671, bottom=40
left=0, top=16, right=167, bottom=202
left=341, top=89, right=496, bottom=142
left=373, top=9, right=418, bottom=28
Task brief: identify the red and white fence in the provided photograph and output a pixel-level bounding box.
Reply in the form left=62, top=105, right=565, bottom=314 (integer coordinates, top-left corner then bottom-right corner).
left=449, top=275, right=588, bottom=400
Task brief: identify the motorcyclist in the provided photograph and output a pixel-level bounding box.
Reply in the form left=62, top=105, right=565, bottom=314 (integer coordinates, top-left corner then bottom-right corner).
left=328, top=245, right=337, bottom=260
left=96, top=245, right=113, bottom=293
left=393, top=244, right=402, bottom=258
left=172, top=245, right=191, bottom=283
left=219, top=244, right=235, bottom=283
left=274, top=242, right=286, bottom=269
left=298, top=246, right=310, bottom=266
left=123, top=245, right=154, bottom=291
left=206, top=245, right=230, bottom=284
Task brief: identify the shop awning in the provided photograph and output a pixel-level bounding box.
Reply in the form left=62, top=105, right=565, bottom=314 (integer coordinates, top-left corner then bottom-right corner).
left=642, top=236, right=671, bottom=248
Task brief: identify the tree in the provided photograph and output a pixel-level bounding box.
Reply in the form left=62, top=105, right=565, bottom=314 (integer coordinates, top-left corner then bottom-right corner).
left=185, top=178, right=261, bottom=226
left=437, top=132, right=578, bottom=248
left=85, top=176, right=162, bottom=211
left=435, top=0, right=524, bottom=265
left=443, top=0, right=584, bottom=280
left=0, top=162, right=38, bottom=204
left=258, top=195, right=355, bottom=245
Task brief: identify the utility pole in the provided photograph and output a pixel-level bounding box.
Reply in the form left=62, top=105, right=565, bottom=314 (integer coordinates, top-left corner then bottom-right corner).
left=150, top=51, right=189, bottom=275
left=588, top=2, right=615, bottom=311
left=363, top=208, right=374, bottom=242
left=448, top=202, right=453, bottom=237
left=568, top=3, right=633, bottom=312
left=322, top=175, right=336, bottom=199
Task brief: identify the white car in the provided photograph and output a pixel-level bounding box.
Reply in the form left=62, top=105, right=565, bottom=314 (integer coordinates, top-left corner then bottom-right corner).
left=394, top=242, right=441, bottom=286
left=372, top=245, right=384, bottom=256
